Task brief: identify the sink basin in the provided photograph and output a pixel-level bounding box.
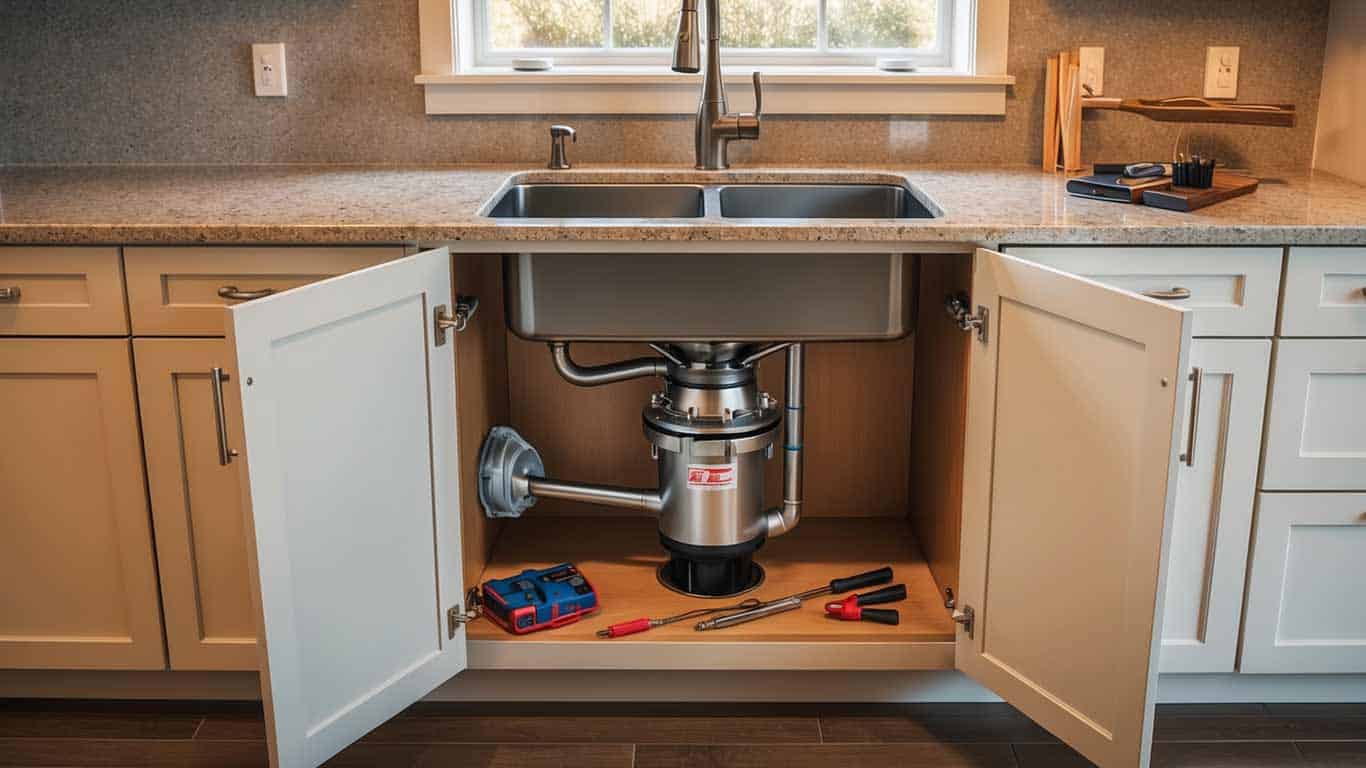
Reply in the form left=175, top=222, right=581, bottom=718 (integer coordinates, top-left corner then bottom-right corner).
left=486, top=184, right=705, bottom=218
left=718, top=184, right=934, bottom=219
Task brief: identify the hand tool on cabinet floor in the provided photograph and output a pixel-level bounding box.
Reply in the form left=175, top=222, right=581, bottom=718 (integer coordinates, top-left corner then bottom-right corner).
left=693, top=566, right=894, bottom=631
left=824, top=584, right=906, bottom=625
left=596, top=598, right=765, bottom=638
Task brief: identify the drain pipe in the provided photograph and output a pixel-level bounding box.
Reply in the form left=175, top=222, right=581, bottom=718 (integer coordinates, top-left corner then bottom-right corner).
left=550, top=342, right=667, bottom=386
left=522, top=477, right=664, bottom=514
left=765, top=343, right=804, bottom=538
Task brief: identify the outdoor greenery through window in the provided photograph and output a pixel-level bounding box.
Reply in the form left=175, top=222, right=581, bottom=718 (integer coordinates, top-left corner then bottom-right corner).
left=478, top=0, right=951, bottom=66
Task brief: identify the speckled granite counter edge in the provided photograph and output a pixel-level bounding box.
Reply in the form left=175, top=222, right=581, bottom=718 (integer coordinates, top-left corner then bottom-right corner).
left=2, top=224, right=1363, bottom=247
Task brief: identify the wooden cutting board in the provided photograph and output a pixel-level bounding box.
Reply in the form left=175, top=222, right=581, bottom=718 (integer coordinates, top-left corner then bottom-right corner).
left=1142, top=174, right=1259, bottom=212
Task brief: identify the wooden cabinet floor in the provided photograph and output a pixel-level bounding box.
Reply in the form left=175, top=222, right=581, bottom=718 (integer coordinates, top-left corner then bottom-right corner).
left=0, top=701, right=1362, bottom=767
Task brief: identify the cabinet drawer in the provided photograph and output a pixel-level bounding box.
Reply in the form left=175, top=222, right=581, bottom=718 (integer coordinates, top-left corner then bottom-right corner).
left=1003, top=246, right=1282, bottom=336
left=1281, top=247, right=1366, bottom=337
left=0, top=247, right=128, bottom=335
left=125, top=246, right=405, bottom=336
left=1241, top=493, right=1366, bottom=673
left=1263, top=339, right=1366, bottom=490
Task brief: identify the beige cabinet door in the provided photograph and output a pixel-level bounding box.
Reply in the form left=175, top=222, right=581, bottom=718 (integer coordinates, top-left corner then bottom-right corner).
left=0, top=339, right=165, bottom=669
left=133, top=339, right=256, bottom=671
left=956, top=249, right=1192, bottom=768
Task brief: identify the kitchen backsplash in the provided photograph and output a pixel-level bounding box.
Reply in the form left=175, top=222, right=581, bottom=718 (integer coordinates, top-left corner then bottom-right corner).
left=0, top=0, right=1330, bottom=169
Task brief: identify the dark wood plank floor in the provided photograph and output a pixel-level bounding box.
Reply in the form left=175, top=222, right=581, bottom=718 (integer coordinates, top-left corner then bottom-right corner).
left=0, top=700, right=1362, bottom=767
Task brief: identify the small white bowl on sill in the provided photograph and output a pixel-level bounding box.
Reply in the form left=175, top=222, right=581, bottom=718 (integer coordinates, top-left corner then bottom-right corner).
left=511, top=57, right=555, bottom=71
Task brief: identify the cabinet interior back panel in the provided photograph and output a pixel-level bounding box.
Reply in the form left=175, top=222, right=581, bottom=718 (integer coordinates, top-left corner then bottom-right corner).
left=505, top=335, right=915, bottom=518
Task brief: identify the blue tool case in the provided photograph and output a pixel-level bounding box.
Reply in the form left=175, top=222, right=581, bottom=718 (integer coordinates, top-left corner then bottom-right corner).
left=479, top=563, right=599, bottom=634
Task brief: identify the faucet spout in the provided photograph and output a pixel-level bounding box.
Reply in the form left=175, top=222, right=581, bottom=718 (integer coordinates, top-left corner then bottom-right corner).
left=672, top=0, right=762, bottom=169
left=671, top=0, right=700, bottom=74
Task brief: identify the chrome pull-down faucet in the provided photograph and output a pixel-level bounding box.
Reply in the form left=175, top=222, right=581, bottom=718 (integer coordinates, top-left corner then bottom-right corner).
left=672, top=0, right=763, bottom=169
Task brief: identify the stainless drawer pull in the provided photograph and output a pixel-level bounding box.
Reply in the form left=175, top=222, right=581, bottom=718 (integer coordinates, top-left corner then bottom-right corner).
left=0, top=286, right=20, bottom=300
left=1179, top=367, right=1203, bottom=468
left=218, top=286, right=276, bottom=301
left=210, top=367, right=240, bottom=466
left=1142, top=287, right=1192, bottom=301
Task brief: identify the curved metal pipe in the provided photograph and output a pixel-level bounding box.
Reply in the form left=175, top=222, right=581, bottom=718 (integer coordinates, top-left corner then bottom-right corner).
left=549, top=342, right=668, bottom=387
left=526, top=477, right=663, bottom=514
left=765, top=343, right=804, bottom=538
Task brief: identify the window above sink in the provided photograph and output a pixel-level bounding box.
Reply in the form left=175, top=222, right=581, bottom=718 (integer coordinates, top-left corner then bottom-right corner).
left=414, top=0, right=1012, bottom=115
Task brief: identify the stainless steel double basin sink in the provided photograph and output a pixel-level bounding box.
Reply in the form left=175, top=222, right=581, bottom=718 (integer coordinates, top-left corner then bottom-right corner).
left=485, top=182, right=937, bottom=220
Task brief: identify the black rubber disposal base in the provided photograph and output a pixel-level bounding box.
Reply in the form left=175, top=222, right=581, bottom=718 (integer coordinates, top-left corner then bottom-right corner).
left=656, top=555, right=765, bottom=598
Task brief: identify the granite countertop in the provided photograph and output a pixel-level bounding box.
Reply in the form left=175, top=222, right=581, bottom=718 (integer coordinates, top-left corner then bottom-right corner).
left=1, top=164, right=1363, bottom=246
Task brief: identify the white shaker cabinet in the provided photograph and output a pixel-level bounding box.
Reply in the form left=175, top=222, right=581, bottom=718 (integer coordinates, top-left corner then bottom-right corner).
left=1263, top=339, right=1366, bottom=490
left=1241, top=493, right=1366, bottom=673
left=1160, top=340, right=1271, bottom=673
left=226, top=247, right=1192, bottom=768
left=1280, top=247, right=1366, bottom=337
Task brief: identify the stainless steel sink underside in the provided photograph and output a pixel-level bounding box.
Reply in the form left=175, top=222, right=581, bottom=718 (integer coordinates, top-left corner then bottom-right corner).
left=484, top=182, right=938, bottom=220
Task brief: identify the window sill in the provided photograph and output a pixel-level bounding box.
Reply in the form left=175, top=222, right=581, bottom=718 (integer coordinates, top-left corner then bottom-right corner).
left=416, top=69, right=1014, bottom=115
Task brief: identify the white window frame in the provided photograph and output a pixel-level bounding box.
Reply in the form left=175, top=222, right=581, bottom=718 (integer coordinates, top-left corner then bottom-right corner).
left=473, top=0, right=955, bottom=69
left=416, top=0, right=1011, bottom=115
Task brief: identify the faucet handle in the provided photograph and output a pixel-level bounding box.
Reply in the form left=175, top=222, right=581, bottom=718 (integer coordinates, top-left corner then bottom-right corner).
left=737, top=72, right=762, bottom=139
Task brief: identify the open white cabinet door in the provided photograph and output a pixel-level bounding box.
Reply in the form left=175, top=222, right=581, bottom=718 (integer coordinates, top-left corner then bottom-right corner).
left=228, top=248, right=466, bottom=768
left=956, top=249, right=1192, bottom=768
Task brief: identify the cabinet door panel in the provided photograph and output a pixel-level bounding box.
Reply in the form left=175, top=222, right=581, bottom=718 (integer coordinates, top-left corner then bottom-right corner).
left=0, top=339, right=165, bottom=669
left=1160, top=340, right=1270, bottom=673
left=1263, top=339, right=1366, bottom=490
left=958, top=249, right=1191, bottom=768
left=134, top=338, right=256, bottom=671
left=229, top=249, right=465, bottom=768
left=1241, top=493, right=1366, bottom=673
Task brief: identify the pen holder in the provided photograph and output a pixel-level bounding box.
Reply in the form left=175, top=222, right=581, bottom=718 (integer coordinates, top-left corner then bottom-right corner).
left=1174, top=158, right=1216, bottom=188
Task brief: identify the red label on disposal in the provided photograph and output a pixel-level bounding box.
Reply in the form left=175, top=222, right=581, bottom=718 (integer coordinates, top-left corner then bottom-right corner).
left=687, top=464, right=737, bottom=491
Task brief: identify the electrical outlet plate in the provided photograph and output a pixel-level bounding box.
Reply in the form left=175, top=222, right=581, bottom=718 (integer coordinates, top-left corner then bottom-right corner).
left=252, top=43, right=288, bottom=97
left=1204, top=46, right=1239, bottom=99
left=1078, top=47, right=1104, bottom=97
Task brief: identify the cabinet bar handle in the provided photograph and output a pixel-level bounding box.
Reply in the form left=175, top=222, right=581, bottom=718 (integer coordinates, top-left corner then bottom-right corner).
left=1179, top=367, right=1203, bottom=468
left=0, top=286, right=20, bottom=300
left=218, top=286, right=275, bottom=301
left=1142, top=287, right=1192, bottom=301
left=210, top=367, right=239, bottom=466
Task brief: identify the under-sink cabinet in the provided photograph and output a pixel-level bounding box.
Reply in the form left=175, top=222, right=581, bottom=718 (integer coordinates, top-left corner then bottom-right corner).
left=224, top=246, right=1193, bottom=768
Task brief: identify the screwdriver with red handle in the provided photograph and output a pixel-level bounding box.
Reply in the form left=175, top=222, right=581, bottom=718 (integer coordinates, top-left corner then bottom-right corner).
left=824, top=583, right=906, bottom=625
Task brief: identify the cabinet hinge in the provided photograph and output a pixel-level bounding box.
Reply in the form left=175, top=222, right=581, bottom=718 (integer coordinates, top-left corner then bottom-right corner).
left=447, top=588, right=483, bottom=639
left=945, top=293, right=989, bottom=344
left=951, top=605, right=975, bottom=638
left=434, top=295, right=480, bottom=347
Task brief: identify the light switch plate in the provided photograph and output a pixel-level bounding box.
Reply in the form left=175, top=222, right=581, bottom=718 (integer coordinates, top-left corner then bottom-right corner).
left=1204, top=46, right=1239, bottom=99
left=252, top=43, right=288, bottom=97
left=1078, top=47, right=1104, bottom=97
